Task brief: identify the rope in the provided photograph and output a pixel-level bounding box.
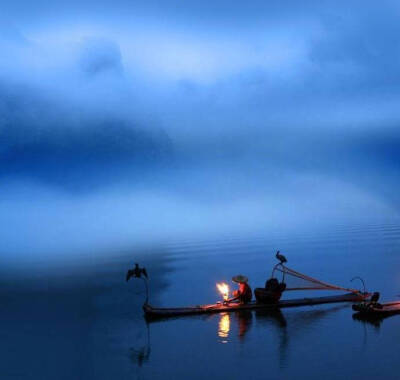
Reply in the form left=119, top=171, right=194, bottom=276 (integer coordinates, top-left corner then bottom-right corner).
left=274, top=264, right=360, bottom=294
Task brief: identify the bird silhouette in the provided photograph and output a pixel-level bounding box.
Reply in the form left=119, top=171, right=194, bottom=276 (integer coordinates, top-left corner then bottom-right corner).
left=126, top=263, right=148, bottom=282
left=370, top=292, right=380, bottom=303
left=276, top=251, right=287, bottom=264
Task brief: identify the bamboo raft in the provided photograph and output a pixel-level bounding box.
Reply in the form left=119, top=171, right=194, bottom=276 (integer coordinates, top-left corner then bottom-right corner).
left=144, top=292, right=370, bottom=318
left=352, top=301, right=400, bottom=316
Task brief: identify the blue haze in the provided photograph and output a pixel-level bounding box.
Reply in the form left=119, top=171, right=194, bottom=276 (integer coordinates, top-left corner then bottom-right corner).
left=3, top=2, right=400, bottom=380
left=1, top=1, right=400, bottom=263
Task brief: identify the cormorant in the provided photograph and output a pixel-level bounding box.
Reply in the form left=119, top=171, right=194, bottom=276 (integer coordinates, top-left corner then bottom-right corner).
left=126, top=263, right=148, bottom=282
left=275, top=251, right=287, bottom=264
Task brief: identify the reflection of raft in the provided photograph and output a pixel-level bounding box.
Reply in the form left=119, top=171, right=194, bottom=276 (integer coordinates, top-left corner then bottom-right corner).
left=143, top=292, right=370, bottom=318
left=352, top=301, right=400, bottom=316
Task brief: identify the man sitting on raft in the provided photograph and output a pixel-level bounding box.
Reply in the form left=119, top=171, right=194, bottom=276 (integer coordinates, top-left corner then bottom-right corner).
left=225, top=275, right=252, bottom=304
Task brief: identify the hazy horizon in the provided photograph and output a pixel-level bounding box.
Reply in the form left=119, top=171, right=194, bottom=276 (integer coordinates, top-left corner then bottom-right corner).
left=2, top=1, right=400, bottom=267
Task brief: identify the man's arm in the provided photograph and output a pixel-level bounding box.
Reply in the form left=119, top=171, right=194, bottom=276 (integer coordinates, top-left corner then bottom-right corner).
left=224, top=294, right=240, bottom=304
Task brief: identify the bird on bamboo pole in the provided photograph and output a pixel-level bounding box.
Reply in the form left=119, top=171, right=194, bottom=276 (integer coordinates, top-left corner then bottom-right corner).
left=126, top=263, right=149, bottom=304
left=126, top=263, right=148, bottom=281
left=276, top=251, right=287, bottom=264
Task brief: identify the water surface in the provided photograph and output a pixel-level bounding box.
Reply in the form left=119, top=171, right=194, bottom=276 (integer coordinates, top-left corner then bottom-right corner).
left=3, top=221, right=400, bottom=379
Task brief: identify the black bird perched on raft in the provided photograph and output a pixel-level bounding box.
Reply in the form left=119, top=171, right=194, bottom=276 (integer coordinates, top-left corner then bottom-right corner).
left=126, top=263, right=148, bottom=282
left=276, top=251, right=287, bottom=264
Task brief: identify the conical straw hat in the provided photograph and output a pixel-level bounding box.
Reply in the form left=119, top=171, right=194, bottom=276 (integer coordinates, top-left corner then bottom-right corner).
left=232, top=275, right=248, bottom=283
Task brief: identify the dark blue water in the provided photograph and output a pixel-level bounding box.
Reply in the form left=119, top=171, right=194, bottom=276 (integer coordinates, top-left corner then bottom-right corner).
left=3, top=221, right=400, bottom=379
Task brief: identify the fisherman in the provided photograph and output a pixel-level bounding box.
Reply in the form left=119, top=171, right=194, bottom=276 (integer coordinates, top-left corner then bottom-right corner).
left=226, top=275, right=252, bottom=304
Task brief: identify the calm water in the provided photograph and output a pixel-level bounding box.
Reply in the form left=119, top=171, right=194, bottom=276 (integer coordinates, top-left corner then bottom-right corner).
left=3, top=222, right=400, bottom=379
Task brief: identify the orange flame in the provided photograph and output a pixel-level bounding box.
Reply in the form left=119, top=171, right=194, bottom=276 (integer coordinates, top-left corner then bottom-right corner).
left=217, top=282, right=229, bottom=301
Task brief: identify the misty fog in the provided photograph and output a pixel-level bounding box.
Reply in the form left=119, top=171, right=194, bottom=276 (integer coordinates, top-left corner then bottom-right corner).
left=2, top=0, right=400, bottom=269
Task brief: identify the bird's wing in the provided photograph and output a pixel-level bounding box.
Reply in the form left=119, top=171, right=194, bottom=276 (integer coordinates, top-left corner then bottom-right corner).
left=142, top=268, right=148, bottom=279
left=126, top=269, right=133, bottom=282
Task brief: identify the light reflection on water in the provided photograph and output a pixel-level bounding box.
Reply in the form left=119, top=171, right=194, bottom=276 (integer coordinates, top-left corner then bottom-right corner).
left=218, top=313, right=230, bottom=343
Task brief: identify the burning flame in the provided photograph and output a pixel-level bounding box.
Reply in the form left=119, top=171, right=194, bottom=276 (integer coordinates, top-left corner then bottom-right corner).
left=217, top=282, right=229, bottom=301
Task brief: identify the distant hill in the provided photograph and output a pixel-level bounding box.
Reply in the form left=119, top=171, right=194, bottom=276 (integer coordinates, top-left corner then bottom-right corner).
left=0, top=88, right=174, bottom=190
